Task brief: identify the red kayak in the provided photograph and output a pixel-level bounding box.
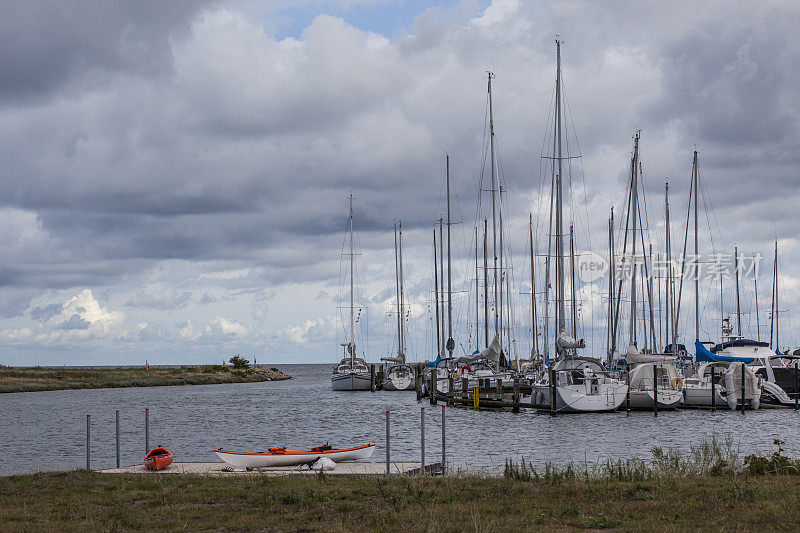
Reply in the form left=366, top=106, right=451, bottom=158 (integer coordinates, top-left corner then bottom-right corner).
left=144, top=447, right=173, bottom=471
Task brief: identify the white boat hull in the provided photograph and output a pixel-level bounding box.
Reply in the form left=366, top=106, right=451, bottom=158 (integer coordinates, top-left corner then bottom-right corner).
left=531, top=382, right=628, bottom=412
left=627, top=389, right=683, bottom=410
left=683, top=386, right=726, bottom=407
left=331, top=372, right=372, bottom=391
left=215, top=445, right=376, bottom=468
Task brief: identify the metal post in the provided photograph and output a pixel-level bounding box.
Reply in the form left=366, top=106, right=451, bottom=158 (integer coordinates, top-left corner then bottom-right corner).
left=441, top=405, right=446, bottom=473
left=115, top=410, right=120, bottom=468
left=710, top=366, right=716, bottom=411
left=549, top=368, right=557, bottom=416
left=145, top=408, right=150, bottom=454
left=430, top=369, right=437, bottom=405
left=86, top=414, right=91, bottom=470
left=795, top=362, right=798, bottom=411
left=385, top=410, right=390, bottom=475
left=420, top=407, right=425, bottom=473
left=653, top=364, right=658, bottom=417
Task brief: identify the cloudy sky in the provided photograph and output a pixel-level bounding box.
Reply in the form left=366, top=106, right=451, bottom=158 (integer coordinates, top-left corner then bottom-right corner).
left=1, top=0, right=798, bottom=365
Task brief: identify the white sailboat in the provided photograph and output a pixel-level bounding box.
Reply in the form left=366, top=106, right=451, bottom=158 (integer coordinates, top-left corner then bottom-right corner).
left=530, top=39, right=628, bottom=412
left=382, top=221, right=415, bottom=391
left=331, top=195, right=371, bottom=391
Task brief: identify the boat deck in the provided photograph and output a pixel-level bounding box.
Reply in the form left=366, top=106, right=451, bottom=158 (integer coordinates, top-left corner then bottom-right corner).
left=100, top=461, right=443, bottom=477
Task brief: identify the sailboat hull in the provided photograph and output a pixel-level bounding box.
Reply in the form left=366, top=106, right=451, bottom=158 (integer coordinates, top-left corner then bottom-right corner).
left=331, top=372, right=372, bottom=391
left=626, top=389, right=683, bottom=410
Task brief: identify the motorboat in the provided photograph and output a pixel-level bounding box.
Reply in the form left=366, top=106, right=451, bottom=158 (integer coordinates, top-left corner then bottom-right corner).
left=214, top=444, right=375, bottom=468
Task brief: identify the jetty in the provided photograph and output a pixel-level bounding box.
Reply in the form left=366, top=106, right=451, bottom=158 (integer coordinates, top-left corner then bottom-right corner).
left=101, top=461, right=443, bottom=477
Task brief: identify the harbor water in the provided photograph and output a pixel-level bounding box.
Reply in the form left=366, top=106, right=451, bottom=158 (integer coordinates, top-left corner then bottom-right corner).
left=2, top=364, right=799, bottom=475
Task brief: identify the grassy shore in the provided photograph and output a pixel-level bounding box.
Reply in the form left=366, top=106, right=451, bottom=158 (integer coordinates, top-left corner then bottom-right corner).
left=1, top=470, right=799, bottom=531
left=0, top=365, right=291, bottom=393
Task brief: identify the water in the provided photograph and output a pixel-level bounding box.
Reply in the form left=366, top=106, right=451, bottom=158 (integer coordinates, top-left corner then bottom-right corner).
left=2, top=364, right=799, bottom=475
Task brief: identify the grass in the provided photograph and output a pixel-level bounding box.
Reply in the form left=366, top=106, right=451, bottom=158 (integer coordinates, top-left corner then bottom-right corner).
left=0, top=365, right=290, bottom=393
left=1, top=469, right=799, bottom=531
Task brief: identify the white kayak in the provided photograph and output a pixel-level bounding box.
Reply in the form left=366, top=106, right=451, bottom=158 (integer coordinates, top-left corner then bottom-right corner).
left=213, top=443, right=375, bottom=468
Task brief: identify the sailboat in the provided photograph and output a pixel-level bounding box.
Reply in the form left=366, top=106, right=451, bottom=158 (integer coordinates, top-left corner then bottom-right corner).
left=382, top=221, right=415, bottom=391
left=529, top=39, right=628, bottom=413
left=610, top=132, right=682, bottom=410
left=331, top=195, right=371, bottom=391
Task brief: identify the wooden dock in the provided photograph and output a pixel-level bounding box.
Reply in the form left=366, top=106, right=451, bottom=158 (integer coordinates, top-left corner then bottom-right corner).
left=100, top=461, right=443, bottom=477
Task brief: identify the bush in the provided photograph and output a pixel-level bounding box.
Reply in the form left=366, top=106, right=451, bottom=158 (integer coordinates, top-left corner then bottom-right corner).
left=229, top=355, right=251, bottom=369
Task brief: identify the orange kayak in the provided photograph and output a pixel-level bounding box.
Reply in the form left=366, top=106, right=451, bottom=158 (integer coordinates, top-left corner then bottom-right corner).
left=144, top=447, right=173, bottom=470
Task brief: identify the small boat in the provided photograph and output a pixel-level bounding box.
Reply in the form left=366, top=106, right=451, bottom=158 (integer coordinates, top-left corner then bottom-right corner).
left=214, top=443, right=375, bottom=468
left=144, top=446, right=173, bottom=471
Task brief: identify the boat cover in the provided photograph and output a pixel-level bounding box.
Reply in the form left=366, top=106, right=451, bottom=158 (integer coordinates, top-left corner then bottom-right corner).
left=696, top=340, right=754, bottom=363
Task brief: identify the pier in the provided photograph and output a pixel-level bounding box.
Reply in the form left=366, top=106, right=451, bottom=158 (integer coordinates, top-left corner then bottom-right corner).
left=101, top=461, right=443, bottom=477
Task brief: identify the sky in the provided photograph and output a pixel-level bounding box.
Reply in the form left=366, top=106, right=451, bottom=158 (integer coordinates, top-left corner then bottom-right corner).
left=1, top=0, right=799, bottom=365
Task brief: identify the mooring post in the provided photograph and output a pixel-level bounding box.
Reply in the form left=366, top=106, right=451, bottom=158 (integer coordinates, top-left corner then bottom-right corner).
left=385, top=410, right=390, bottom=475
left=420, top=406, right=425, bottom=473
left=370, top=364, right=376, bottom=392
left=430, top=369, right=437, bottom=405
left=462, top=376, right=468, bottom=405
left=795, top=362, right=798, bottom=411
left=512, top=377, right=520, bottom=413
left=626, top=365, right=631, bottom=415
left=653, top=364, right=659, bottom=417
left=711, top=366, right=716, bottom=411
left=145, top=408, right=150, bottom=454
left=740, top=362, right=746, bottom=414
left=549, top=368, right=557, bottom=416
left=86, top=414, right=91, bottom=470
left=115, top=410, right=120, bottom=468
left=495, top=378, right=502, bottom=402
left=441, top=404, right=446, bottom=474
left=448, top=375, right=454, bottom=405
left=473, top=385, right=479, bottom=410
left=415, top=366, right=422, bottom=401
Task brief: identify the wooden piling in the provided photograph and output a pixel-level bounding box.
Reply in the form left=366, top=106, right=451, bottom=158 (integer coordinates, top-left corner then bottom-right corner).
left=415, top=366, right=422, bottom=401
left=495, top=378, right=502, bottom=401
left=370, top=364, right=376, bottom=392
left=711, top=366, right=716, bottom=411
left=473, top=386, right=479, bottom=410
left=462, top=377, right=468, bottom=403
left=430, top=369, right=437, bottom=405
left=512, top=377, right=520, bottom=413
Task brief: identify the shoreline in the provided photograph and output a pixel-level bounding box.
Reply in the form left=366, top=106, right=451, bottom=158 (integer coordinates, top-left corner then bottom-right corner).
left=0, top=365, right=291, bottom=394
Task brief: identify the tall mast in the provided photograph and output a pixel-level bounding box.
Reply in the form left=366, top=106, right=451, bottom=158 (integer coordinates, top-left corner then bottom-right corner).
left=693, top=150, right=699, bottom=342
left=771, top=240, right=779, bottom=350
left=529, top=213, right=537, bottom=357
left=483, top=219, right=489, bottom=349
left=608, top=208, right=615, bottom=362
left=665, top=182, right=672, bottom=352
left=475, top=226, right=479, bottom=349
left=629, top=132, right=640, bottom=346
left=499, top=185, right=505, bottom=354
left=349, top=194, right=355, bottom=363
left=394, top=222, right=402, bottom=358
left=439, top=218, right=445, bottom=354
left=446, top=156, right=454, bottom=358
left=569, top=222, right=577, bottom=338
left=488, top=72, right=500, bottom=339
left=734, top=246, right=741, bottom=337
left=433, top=229, right=440, bottom=357
left=555, top=39, right=566, bottom=338
left=399, top=221, right=406, bottom=359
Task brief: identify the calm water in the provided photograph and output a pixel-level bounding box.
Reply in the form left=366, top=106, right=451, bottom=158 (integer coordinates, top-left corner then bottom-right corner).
left=2, top=364, right=799, bottom=475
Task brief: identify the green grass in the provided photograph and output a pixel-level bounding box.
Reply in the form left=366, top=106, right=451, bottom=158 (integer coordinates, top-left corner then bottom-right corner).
left=0, top=365, right=290, bottom=393
left=1, top=470, right=799, bottom=531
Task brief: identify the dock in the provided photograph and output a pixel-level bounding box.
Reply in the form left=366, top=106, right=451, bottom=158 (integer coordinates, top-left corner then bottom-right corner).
left=101, top=461, right=443, bottom=477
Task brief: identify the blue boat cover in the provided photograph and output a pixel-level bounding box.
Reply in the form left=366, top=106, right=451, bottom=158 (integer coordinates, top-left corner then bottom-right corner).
left=695, top=340, right=755, bottom=363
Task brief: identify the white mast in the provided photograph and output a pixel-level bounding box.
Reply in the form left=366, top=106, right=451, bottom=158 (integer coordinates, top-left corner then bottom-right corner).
left=488, top=72, right=500, bottom=341
left=399, top=221, right=406, bottom=360
left=555, top=38, right=566, bottom=341
left=349, top=194, right=355, bottom=364
left=446, top=155, right=454, bottom=357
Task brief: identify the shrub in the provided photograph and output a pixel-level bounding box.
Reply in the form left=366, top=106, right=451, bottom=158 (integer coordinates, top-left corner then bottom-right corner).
left=229, top=355, right=250, bottom=369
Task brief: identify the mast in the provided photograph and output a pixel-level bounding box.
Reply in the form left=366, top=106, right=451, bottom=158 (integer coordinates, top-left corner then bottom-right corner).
left=483, top=219, right=489, bottom=349
left=771, top=240, right=779, bottom=350
left=734, top=246, right=741, bottom=337
left=399, top=221, right=406, bottom=359
left=570, top=222, right=577, bottom=338
left=529, top=213, right=537, bottom=357
left=499, top=185, right=505, bottom=354
left=693, top=150, right=699, bottom=342
left=433, top=228, right=440, bottom=357
left=439, top=218, right=445, bottom=355
left=608, top=208, right=615, bottom=363
left=665, top=182, right=672, bottom=352
left=555, top=39, right=566, bottom=339
left=488, top=72, right=500, bottom=339
left=394, top=222, right=402, bottom=358
left=629, top=132, right=640, bottom=346
left=475, top=226, right=479, bottom=349
left=446, top=156, right=454, bottom=358
left=349, top=194, right=355, bottom=363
